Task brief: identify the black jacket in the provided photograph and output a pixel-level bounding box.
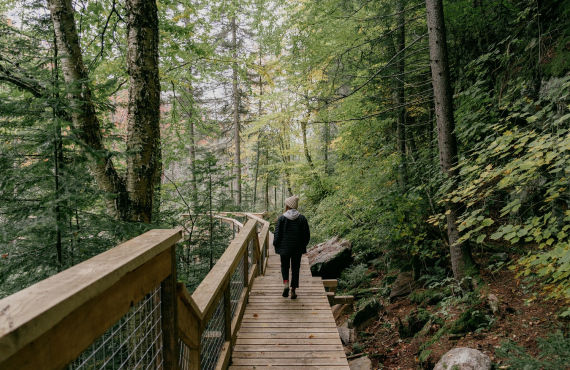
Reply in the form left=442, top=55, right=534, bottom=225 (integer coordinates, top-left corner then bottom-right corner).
left=273, top=213, right=310, bottom=255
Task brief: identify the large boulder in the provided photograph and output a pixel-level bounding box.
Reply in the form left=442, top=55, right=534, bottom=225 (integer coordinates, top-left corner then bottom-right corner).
left=350, top=299, right=382, bottom=330
left=337, top=322, right=355, bottom=345
left=349, top=356, right=372, bottom=370
left=389, top=271, right=416, bottom=301
left=434, top=348, right=491, bottom=370
left=307, top=236, right=352, bottom=278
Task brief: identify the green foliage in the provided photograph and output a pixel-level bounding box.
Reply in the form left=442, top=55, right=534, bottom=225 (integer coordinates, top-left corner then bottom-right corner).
left=496, top=331, right=570, bottom=369
left=338, top=263, right=371, bottom=293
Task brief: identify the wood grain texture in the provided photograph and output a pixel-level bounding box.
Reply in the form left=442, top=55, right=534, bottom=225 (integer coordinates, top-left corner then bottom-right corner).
left=0, top=228, right=182, bottom=363
left=1, top=249, right=172, bottom=369
left=228, top=238, right=349, bottom=369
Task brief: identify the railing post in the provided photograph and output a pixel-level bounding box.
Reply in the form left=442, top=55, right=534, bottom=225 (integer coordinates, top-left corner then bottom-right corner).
left=161, top=244, right=179, bottom=370
left=253, top=228, right=262, bottom=277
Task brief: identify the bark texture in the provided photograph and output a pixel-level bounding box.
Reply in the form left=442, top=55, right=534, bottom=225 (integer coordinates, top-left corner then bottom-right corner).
left=48, top=0, right=128, bottom=219
left=231, top=16, right=242, bottom=206
left=125, top=0, right=161, bottom=222
left=426, top=0, right=473, bottom=280
left=396, top=0, right=408, bottom=191
left=48, top=0, right=161, bottom=223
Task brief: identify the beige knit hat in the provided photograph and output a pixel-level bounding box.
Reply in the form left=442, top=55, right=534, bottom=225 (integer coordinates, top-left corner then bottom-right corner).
left=285, top=195, right=299, bottom=209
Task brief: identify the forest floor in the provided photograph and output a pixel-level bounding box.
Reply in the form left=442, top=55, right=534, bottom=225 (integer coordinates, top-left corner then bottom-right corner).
left=337, top=266, right=568, bottom=369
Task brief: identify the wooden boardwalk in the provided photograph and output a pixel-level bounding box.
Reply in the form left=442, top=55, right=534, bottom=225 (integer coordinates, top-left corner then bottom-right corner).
left=229, top=237, right=350, bottom=369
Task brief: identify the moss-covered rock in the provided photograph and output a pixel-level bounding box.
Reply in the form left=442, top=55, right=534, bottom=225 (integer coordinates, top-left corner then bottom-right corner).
left=398, top=308, right=433, bottom=338
left=351, top=298, right=383, bottom=329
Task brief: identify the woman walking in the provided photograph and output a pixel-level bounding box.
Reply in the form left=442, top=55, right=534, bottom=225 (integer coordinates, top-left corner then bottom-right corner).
left=273, top=195, right=310, bottom=299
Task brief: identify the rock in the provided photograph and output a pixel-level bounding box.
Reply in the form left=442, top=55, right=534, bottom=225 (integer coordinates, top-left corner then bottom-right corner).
left=337, top=322, right=355, bottom=345
left=349, top=355, right=372, bottom=370
left=307, top=236, right=352, bottom=278
left=389, top=271, right=416, bottom=301
left=487, top=294, right=500, bottom=315
left=434, top=348, right=491, bottom=370
left=351, top=299, right=382, bottom=330
left=398, top=308, right=432, bottom=338
left=332, top=303, right=351, bottom=321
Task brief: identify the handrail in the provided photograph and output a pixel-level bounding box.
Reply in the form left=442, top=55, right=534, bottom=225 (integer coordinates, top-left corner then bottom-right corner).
left=0, top=212, right=271, bottom=370
left=0, top=228, right=183, bottom=369
left=177, top=213, right=271, bottom=370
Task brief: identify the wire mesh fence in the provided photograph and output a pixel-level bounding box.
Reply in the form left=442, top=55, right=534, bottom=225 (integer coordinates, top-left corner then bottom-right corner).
left=200, top=298, right=225, bottom=370
left=69, top=287, right=163, bottom=370
left=229, top=254, right=245, bottom=319
left=178, top=339, right=192, bottom=370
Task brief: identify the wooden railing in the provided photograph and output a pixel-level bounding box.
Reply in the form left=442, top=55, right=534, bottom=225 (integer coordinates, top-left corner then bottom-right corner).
left=0, top=228, right=183, bottom=369
left=177, top=213, right=270, bottom=370
left=0, top=213, right=270, bottom=370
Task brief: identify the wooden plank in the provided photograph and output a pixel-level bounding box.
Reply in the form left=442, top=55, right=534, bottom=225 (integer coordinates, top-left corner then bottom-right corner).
left=236, top=332, right=340, bottom=339
left=230, top=366, right=349, bottom=370
left=236, top=338, right=342, bottom=345
left=243, top=313, right=333, bottom=319
left=239, top=322, right=337, bottom=328
left=322, top=279, right=338, bottom=292
left=177, top=285, right=200, bottom=370
left=333, top=295, right=355, bottom=304
left=0, top=228, right=181, bottom=364
left=238, top=325, right=338, bottom=337
left=214, top=341, right=231, bottom=370
left=231, top=352, right=347, bottom=359
left=1, top=249, right=173, bottom=369
left=161, top=245, right=179, bottom=370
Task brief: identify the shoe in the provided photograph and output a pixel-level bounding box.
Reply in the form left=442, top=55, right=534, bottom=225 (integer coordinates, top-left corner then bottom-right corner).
left=282, top=287, right=289, bottom=297
left=291, top=289, right=297, bottom=299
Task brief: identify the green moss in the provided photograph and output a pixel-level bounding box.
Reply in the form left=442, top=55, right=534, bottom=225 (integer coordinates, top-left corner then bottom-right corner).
left=398, top=308, right=433, bottom=338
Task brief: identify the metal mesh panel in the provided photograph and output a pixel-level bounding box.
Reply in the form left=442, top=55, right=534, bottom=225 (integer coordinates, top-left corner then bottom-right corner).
left=230, top=255, right=245, bottom=319
left=69, top=287, right=163, bottom=370
left=200, top=298, right=225, bottom=370
left=178, top=339, right=192, bottom=370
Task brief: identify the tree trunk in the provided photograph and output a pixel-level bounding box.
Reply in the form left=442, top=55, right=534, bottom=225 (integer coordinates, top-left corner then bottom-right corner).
left=52, top=31, right=64, bottom=268
left=253, top=51, right=263, bottom=208
left=323, top=120, right=331, bottom=175
left=189, top=117, right=198, bottom=208
left=125, top=0, right=161, bottom=223
left=396, top=0, right=407, bottom=191
left=231, top=15, right=242, bottom=206
left=426, top=0, right=474, bottom=281
left=48, top=0, right=128, bottom=220
left=48, top=0, right=160, bottom=223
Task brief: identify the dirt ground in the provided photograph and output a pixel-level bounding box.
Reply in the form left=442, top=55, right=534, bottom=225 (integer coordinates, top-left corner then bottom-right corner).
left=339, top=269, right=568, bottom=369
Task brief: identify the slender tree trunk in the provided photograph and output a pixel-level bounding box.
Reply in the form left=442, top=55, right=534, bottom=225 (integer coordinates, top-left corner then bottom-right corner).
left=231, top=15, right=241, bottom=206
left=396, top=0, right=407, bottom=191
left=189, top=118, right=198, bottom=208
left=48, top=0, right=128, bottom=219
left=264, top=173, right=269, bottom=211
left=323, top=120, right=331, bottom=175
left=125, top=0, right=161, bottom=223
left=52, top=34, right=63, bottom=267
left=426, top=0, right=474, bottom=281
left=253, top=52, right=263, bottom=208
left=253, top=136, right=261, bottom=207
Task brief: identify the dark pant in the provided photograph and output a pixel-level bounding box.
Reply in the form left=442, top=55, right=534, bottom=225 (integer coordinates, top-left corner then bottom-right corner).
left=280, top=254, right=302, bottom=288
